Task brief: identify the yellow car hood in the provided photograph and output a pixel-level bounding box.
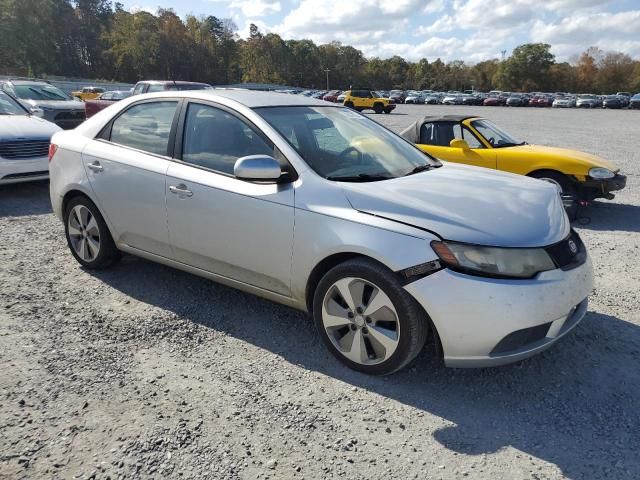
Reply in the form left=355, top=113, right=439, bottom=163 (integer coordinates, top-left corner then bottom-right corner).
left=512, top=145, right=618, bottom=171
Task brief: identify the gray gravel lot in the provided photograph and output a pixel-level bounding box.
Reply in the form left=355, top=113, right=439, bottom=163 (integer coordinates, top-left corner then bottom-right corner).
left=1, top=105, right=639, bottom=480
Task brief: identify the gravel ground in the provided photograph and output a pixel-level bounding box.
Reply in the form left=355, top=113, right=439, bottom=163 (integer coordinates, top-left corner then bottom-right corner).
left=1, top=105, right=639, bottom=480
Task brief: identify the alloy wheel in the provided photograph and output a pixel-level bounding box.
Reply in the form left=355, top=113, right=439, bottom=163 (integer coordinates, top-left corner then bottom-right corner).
left=321, top=277, right=400, bottom=365
left=67, top=205, right=101, bottom=262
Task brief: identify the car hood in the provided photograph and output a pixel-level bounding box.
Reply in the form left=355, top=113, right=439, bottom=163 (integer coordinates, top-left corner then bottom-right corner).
left=21, top=99, right=85, bottom=110
left=504, top=144, right=618, bottom=171
left=0, top=115, right=61, bottom=141
left=340, top=163, right=569, bottom=247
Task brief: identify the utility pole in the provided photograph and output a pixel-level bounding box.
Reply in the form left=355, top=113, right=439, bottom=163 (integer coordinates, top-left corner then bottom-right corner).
left=324, top=68, right=330, bottom=90
left=501, top=50, right=506, bottom=62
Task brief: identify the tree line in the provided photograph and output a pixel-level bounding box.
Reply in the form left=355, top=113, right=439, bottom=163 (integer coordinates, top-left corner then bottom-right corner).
left=1, top=0, right=639, bottom=93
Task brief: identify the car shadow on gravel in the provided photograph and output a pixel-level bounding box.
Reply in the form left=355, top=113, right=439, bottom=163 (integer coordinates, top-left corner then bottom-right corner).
left=93, top=255, right=640, bottom=480
left=574, top=201, right=640, bottom=233
left=0, top=181, right=52, bottom=217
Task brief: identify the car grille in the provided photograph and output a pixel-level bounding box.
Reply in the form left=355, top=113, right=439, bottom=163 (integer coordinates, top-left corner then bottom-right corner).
left=545, top=230, right=587, bottom=270
left=54, top=110, right=86, bottom=129
left=0, top=140, right=50, bottom=159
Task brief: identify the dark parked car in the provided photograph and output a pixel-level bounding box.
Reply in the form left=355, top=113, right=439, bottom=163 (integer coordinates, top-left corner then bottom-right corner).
left=602, top=95, right=625, bottom=109
left=388, top=90, right=406, bottom=104
left=630, top=93, right=640, bottom=109
left=506, top=94, right=528, bottom=107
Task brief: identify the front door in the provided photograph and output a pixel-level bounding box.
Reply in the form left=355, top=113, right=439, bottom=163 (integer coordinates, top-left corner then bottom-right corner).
left=165, top=101, right=295, bottom=296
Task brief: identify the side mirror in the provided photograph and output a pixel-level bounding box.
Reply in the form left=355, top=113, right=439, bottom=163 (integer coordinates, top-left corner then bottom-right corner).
left=29, top=107, right=44, bottom=118
left=234, top=155, right=282, bottom=181
left=450, top=138, right=470, bottom=150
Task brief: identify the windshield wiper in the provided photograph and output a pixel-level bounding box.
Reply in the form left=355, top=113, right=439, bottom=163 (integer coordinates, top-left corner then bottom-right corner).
left=326, top=173, right=394, bottom=182
left=403, top=163, right=440, bottom=176
left=494, top=142, right=525, bottom=148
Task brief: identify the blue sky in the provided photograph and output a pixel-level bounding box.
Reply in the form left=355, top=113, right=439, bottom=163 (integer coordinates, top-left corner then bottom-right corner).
left=121, top=0, right=640, bottom=63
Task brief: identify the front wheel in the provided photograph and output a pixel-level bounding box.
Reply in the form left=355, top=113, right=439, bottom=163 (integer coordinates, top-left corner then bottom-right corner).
left=528, top=170, right=576, bottom=198
left=373, top=104, right=383, bottom=114
left=313, top=258, right=429, bottom=375
left=383, top=108, right=392, bottom=114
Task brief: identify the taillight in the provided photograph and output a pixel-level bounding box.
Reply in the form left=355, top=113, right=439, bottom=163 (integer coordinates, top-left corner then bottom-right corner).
left=48, top=143, right=58, bottom=163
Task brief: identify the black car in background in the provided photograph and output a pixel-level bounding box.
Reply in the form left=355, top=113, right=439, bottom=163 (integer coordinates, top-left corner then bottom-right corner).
left=506, top=93, right=529, bottom=106
left=630, top=93, right=640, bottom=109
left=602, top=95, right=625, bottom=109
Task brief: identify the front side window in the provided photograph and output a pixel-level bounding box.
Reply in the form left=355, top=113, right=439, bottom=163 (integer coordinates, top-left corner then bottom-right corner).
left=109, top=101, right=177, bottom=156
left=471, top=119, right=524, bottom=148
left=12, top=84, right=70, bottom=101
left=257, top=106, right=438, bottom=181
left=0, top=91, right=28, bottom=115
left=181, top=103, right=274, bottom=175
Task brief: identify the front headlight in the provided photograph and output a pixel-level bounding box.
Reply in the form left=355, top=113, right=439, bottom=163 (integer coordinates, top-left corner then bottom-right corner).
left=589, top=167, right=615, bottom=180
left=431, top=241, right=556, bottom=279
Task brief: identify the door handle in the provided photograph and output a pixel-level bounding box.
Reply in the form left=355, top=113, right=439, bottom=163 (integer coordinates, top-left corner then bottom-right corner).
left=169, top=184, right=193, bottom=197
left=87, top=161, right=103, bottom=172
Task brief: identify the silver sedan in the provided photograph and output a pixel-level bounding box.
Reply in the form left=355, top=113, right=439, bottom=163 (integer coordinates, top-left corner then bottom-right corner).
left=49, top=90, right=593, bottom=374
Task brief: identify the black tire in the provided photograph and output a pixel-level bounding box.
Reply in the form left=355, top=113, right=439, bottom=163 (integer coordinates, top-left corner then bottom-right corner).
left=383, top=108, right=392, bottom=114
left=64, top=195, right=120, bottom=269
left=344, top=101, right=355, bottom=109
left=528, top=170, right=576, bottom=198
left=373, top=103, right=383, bottom=114
left=313, top=258, right=429, bottom=375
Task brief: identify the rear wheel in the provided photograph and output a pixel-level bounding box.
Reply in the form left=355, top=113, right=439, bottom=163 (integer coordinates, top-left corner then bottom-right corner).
left=64, top=196, right=120, bottom=269
left=313, top=258, right=429, bottom=375
left=344, top=101, right=355, bottom=109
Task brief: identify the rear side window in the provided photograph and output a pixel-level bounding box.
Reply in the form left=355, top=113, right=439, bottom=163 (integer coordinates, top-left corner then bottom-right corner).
left=181, top=103, right=273, bottom=175
left=109, top=101, right=177, bottom=156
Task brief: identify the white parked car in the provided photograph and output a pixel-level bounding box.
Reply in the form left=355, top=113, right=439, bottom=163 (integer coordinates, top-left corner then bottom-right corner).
left=552, top=97, right=576, bottom=108
left=0, top=91, right=61, bottom=184
left=49, top=90, right=593, bottom=374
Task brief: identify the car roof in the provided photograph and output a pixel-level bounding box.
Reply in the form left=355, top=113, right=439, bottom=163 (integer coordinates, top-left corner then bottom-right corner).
left=140, top=89, right=332, bottom=108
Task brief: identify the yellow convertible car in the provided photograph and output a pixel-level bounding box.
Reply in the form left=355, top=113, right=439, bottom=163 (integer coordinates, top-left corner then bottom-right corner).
left=400, top=115, right=626, bottom=201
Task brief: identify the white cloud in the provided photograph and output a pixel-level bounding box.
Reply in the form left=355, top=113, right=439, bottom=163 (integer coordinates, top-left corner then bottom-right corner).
left=128, top=4, right=155, bottom=14
left=232, top=0, right=640, bottom=62
left=210, top=0, right=281, bottom=17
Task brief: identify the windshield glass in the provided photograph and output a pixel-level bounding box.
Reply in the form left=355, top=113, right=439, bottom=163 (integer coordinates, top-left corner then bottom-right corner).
left=257, top=106, right=439, bottom=181
left=0, top=91, right=27, bottom=115
left=13, top=84, right=70, bottom=101
left=471, top=119, right=524, bottom=148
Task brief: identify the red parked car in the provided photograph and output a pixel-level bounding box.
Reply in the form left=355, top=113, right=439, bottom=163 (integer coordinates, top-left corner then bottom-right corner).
left=322, top=90, right=342, bottom=102
left=84, top=90, right=131, bottom=118
left=530, top=95, right=553, bottom=107
left=483, top=95, right=500, bottom=106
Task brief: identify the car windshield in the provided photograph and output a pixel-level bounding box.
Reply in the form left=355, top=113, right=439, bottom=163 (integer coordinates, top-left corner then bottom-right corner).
left=13, top=84, right=71, bottom=101
left=471, top=119, right=524, bottom=148
left=257, top=106, right=439, bottom=181
left=0, top=91, right=27, bottom=115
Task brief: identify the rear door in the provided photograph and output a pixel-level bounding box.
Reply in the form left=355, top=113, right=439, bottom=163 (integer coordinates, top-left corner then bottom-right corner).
left=81, top=99, right=180, bottom=257
left=417, top=122, right=496, bottom=169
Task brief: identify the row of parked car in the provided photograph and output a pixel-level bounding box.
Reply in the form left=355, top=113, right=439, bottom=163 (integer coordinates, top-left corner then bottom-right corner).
left=300, top=88, right=640, bottom=109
